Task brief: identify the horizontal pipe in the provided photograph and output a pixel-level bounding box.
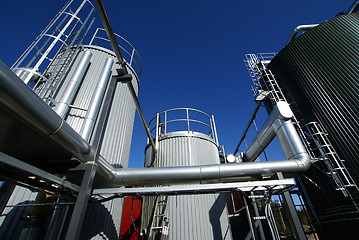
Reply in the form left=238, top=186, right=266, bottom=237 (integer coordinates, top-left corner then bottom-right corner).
left=0, top=59, right=311, bottom=187
left=97, top=155, right=310, bottom=186
left=0, top=60, right=92, bottom=162
left=287, top=24, right=319, bottom=45
left=96, top=101, right=311, bottom=186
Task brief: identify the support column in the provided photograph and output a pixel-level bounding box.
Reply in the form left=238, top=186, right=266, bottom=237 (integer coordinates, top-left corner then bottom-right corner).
left=277, top=173, right=307, bottom=240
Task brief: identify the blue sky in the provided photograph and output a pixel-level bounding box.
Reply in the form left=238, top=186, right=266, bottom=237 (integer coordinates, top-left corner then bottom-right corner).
left=0, top=0, right=354, bottom=167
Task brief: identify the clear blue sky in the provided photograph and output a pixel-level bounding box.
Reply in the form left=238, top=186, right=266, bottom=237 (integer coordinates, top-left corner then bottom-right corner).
left=0, top=0, right=354, bottom=167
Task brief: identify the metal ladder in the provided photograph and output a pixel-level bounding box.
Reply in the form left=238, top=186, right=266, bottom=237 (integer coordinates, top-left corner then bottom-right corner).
left=259, top=66, right=286, bottom=106
left=302, top=122, right=359, bottom=197
left=244, top=53, right=358, bottom=198
left=35, top=45, right=81, bottom=105
left=149, top=196, right=169, bottom=240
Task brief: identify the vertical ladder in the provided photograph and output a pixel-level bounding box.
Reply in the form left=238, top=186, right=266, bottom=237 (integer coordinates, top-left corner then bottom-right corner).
left=244, top=54, right=263, bottom=97
left=35, top=45, right=81, bottom=105
left=149, top=196, right=169, bottom=240
left=302, top=122, right=359, bottom=197
left=244, top=53, right=358, bottom=199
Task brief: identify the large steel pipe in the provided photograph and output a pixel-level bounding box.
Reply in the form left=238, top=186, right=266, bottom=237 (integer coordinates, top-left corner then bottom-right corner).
left=79, top=58, right=113, bottom=141
left=55, top=51, right=92, bottom=118
left=287, top=24, right=319, bottom=44
left=0, top=61, right=92, bottom=162
left=0, top=63, right=311, bottom=186
left=96, top=102, right=311, bottom=186
left=97, top=155, right=310, bottom=186
left=244, top=101, right=293, bottom=162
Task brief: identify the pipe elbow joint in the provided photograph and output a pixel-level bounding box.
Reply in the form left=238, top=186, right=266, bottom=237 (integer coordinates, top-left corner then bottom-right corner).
left=295, top=154, right=312, bottom=173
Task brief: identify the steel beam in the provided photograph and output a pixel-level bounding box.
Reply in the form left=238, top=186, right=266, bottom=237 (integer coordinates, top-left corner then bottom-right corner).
left=65, top=163, right=97, bottom=240
left=92, top=179, right=295, bottom=198
left=276, top=173, right=307, bottom=240
left=0, top=152, right=80, bottom=193
left=64, top=73, right=118, bottom=239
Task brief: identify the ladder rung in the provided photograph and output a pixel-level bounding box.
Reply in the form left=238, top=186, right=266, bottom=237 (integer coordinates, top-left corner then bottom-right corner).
left=253, top=216, right=266, bottom=220
left=151, top=227, right=163, bottom=230
left=248, top=195, right=265, bottom=198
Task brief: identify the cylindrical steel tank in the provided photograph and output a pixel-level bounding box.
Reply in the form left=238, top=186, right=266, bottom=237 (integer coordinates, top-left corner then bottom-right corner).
left=0, top=44, right=140, bottom=239
left=142, top=108, right=232, bottom=240
left=267, top=13, right=359, bottom=240
left=61, top=45, right=139, bottom=239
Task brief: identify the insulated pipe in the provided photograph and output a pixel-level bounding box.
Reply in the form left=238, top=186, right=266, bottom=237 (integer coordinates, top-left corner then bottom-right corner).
left=79, top=58, right=113, bottom=140
left=348, top=0, right=359, bottom=14
left=55, top=51, right=92, bottom=118
left=287, top=24, right=319, bottom=45
left=0, top=65, right=311, bottom=185
left=244, top=101, right=293, bottom=162
left=97, top=154, right=311, bottom=186
left=96, top=101, right=311, bottom=186
left=0, top=61, right=92, bottom=161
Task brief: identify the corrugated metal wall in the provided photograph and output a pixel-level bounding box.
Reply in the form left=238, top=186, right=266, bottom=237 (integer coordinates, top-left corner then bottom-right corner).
left=144, top=132, right=232, bottom=240
left=267, top=13, right=359, bottom=240
left=0, top=186, right=38, bottom=239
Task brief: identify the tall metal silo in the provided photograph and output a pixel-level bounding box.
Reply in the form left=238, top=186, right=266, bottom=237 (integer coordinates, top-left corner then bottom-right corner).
left=266, top=12, right=359, bottom=240
left=0, top=0, right=141, bottom=239
left=142, top=108, right=232, bottom=240
left=57, top=40, right=140, bottom=239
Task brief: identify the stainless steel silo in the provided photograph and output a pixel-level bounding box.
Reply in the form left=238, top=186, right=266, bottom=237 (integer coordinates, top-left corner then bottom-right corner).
left=58, top=43, right=139, bottom=239
left=142, top=108, right=232, bottom=240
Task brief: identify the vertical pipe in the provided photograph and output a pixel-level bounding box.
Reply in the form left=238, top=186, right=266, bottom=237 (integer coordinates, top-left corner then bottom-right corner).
left=130, top=48, right=135, bottom=66
left=186, top=108, right=190, bottom=132
left=79, top=58, right=114, bottom=141
left=212, top=115, right=219, bottom=146
left=155, top=113, right=160, bottom=150
left=54, top=51, right=92, bottom=118
left=165, top=111, right=167, bottom=135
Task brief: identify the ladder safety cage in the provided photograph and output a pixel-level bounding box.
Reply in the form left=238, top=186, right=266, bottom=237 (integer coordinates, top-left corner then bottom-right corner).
left=302, top=122, right=359, bottom=197
left=244, top=53, right=277, bottom=98
left=11, top=0, right=95, bottom=105
left=245, top=53, right=359, bottom=200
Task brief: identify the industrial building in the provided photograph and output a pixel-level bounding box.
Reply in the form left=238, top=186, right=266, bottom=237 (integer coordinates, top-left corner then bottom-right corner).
left=0, top=0, right=358, bottom=239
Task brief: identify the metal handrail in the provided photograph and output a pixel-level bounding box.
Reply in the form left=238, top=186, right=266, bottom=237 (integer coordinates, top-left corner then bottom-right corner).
left=89, top=28, right=142, bottom=77
left=148, top=108, right=216, bottom=141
